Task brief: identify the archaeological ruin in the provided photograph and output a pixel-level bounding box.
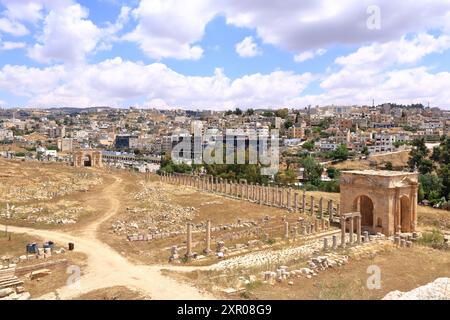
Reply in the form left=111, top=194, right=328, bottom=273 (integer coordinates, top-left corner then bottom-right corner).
left=340, top=170, right=419, bottom=236
left=72, top=150, right=103, bottom=168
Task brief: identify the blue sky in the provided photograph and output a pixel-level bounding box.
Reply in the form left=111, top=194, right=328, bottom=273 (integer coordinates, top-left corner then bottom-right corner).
left=0, top=0, right=450, bottom=109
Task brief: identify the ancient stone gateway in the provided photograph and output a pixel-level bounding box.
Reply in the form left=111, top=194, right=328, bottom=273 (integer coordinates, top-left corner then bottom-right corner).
left=73, top=150, right=103, bottom=168
left=340, top=170, right=419, bottom=236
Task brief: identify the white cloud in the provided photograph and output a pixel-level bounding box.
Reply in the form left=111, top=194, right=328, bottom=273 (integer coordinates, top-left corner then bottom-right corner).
left=123, top=0, right=216, bottom=60
left=294, top=49, right=326, bottom=62
left=221, top=0, right=450, bottom=53
left=27, top=4, right=102, bottom=64
left=0, top=17, right=29, bottom=36
left=0, top=58, right=313, bottom=108
left=1, top=41, right=26, bottom=50
left=118, top=0, right=450, bottom=61
left=321, top=33, right=450, bottom=91
left=292, top=67, right=450, bottom=108
left=0, top=0, right=44, bottom=23
left=235, top=36, right=262, bottom=57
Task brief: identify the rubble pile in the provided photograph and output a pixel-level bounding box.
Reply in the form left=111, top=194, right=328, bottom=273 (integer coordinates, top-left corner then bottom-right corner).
left=383, top=278, right=450, bottom=300
left=0, top=287, right=30, bottom=300
left=0, top=172, right=103, bottom=202
left=260, top=254, right=349, bottom=284
left=0, top=200, right=90, bottom=225
left=111, top=182, right=199, bottom=236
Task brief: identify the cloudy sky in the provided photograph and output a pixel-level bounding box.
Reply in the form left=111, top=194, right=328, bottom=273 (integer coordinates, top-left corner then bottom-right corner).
left=0, top=0, right=449, bottom=109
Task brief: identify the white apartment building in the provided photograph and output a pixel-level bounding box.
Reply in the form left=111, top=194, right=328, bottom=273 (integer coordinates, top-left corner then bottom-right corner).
left=368, top=133, right=396, bottom=153
left=0, top=129, right=13, bottom=141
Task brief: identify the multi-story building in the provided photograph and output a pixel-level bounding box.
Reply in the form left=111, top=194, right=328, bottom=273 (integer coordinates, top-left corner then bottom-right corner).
left=0, top=129, right=13, bottom=141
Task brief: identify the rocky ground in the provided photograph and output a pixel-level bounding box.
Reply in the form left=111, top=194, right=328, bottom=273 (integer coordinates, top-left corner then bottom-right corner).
left=384, top=278, right=450, bottom=300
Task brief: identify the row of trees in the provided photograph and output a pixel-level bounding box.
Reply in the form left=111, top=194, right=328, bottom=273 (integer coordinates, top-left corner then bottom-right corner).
left=408, top=137, right=450, bottom=205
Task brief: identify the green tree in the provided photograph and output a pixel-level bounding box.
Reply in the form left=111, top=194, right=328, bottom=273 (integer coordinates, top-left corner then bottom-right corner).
left=384, top=161, right=393, bottom=171
left=284, top=120, right=293, bottom=130
left=276, top=169, right=297, bottom=185
left=262, top=111, right=274, bottom=117
left=302, top=140, right=315, bottom=151
left=234, top=108, right=243, bottom=116
left=418, top=159, right=433, bottom=175
left=300, top=156, right=323, bottom=185
left=361, top=146, right=370, bottom=156
left=408, top=138, right=429, bottom=171
left=245, top=108, right=254, bottom=116
left=439, top=165, right=450, bottom=200
left=331, top=144, right=349, bottom=161
left=419, top=174, right=443, bottom=201
left=326, top=167, right=339, bottom=179
left=275, top=108, right=289, bottom=119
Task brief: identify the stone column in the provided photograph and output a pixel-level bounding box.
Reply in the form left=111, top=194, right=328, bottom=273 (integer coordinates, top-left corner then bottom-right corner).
left=294, top=192, right=298, bottom=212
left=302, top=191, right=306, bottom=213
left=246, top=182, right=250, bottom=200
left=287, top=188, right=292, bottom=209
left=271, top=187, right=276, bottom=206
left=186, top=223, right=192, bottom=257
left=356, top=216, right=362, bottom=244
left=328, top=200, right=333, bottom=223
left=349, top=217, right=354, bottom=244
left=363, top=231, right=369, bottom=243
left=314, top=219, right=319, bottom=233
left=278, top=189, right=283, bottom=207
left=259, top=185, right=263, bottom=205
left=318, top=198, right=323, bottom=219
left=395, top=187, right=401, bottom=234
left=264, top=187, right=268, bottom=204
left=411, top=183, right=418, bottom=232
left=310, top=196, right=314, bottom=216
left=302, top=225, right=308, bottom=235
left=284, top=222, right=289, bottom=239
left=341, top=217, right=346, bottom=248
left=323, top=238, right=328, bottom=251
left=332, top=235, right=337, bottom=250
left=205, top=220, right=211, bottom=254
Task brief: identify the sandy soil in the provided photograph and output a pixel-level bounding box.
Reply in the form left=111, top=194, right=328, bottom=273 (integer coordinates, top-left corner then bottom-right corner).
left=2, top=174, right=215, bottom=300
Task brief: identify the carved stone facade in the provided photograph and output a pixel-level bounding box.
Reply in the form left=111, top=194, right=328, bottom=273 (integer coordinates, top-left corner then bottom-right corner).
left=73, top=150, right=103, bottom=168
left=340, top=170, right=419, bottom=236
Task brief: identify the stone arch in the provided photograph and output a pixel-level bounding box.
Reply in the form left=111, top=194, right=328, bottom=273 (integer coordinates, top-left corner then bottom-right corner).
left=73, top=150, right=102, bottom=168
left=376, top=217, right=382, bottom=228
left=83, top=154, right=92, bottom=167
left=353, top=195, right=374, bottom=229
left=400, top=195, right=411, bottom=232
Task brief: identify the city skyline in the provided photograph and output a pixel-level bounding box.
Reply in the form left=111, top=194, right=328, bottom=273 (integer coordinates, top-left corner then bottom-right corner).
left=0, top=0, right=450, bottom=109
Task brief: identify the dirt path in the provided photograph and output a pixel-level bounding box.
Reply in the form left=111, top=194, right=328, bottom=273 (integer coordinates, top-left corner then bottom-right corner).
left=1, top=176, right=215, bottom=300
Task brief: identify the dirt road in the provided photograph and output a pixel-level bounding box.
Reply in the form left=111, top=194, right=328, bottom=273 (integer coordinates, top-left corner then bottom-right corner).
left=1, top=176, right=215, bottom=300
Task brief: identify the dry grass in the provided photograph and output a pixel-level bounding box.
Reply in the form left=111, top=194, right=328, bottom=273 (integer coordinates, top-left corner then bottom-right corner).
left=0, top=232, right=43, bottom=257
left=417, top=205, right=450, bottom=230
left=334, top=150, right=410, bottom=171
left=23, top=251, right=88, bottom=298
left=98, top=175, right=296, bottom=265
left=165, top=245, right=450, bottom=300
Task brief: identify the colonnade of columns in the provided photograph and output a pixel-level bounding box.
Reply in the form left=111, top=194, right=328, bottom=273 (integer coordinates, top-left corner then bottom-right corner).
left=160, top=173, right=338, bottom=220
